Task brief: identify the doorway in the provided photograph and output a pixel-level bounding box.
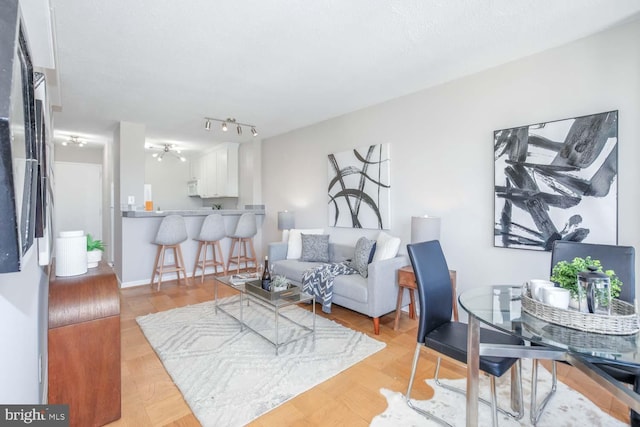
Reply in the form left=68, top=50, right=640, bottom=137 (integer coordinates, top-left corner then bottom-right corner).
left=54, top=162, right=102, bottom=240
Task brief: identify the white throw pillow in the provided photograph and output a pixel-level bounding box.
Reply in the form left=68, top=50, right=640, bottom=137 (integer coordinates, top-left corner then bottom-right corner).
left=286, top=228, right=324, bottom=259
left=372, top=231, right=401, bottom=262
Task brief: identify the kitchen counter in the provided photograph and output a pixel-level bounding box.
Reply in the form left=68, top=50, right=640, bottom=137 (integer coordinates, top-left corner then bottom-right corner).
left=119, top=208, right=265, bottom=287
left=122, top=208, right=265, bottom=218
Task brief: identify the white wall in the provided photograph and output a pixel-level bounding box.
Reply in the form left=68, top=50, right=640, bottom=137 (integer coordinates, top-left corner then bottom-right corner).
left=262, top=19, right=640, bottom=299
left=53, top=145, right=103, bottom=164
left=0, top=247, right=48, bottom=403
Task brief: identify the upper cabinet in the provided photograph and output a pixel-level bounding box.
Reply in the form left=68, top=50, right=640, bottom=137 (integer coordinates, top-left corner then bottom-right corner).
left=192, top=143, right=238, bottom=198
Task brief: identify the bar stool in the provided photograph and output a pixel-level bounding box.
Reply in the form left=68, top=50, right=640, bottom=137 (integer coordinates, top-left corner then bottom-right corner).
left=226, top=213, right=257, bottom=274
left=193, top=214, right=227, bottom=282
left=150, top=215, right=188, bottom=290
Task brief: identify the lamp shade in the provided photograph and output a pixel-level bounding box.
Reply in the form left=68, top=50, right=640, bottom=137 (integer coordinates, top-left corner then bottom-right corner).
left=277, top=211, right=295, bottom=230
left=411, top=216, right=441, bottom=243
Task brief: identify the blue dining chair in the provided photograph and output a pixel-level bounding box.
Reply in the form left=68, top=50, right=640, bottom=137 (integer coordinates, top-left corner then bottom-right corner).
left=531, top=240, right=637, bottom=425
left=405, top=240, right=524, bottom=427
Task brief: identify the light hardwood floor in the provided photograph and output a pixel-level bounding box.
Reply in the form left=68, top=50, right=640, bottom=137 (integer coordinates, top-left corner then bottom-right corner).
left=109, top=276, right=630, bottom=426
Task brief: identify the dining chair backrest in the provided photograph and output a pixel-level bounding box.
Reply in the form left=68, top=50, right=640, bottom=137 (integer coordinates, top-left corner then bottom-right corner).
left=231, top=213, right=257, bottom=238
left=198, top=214, right=226, bottom=242
left=407, top=240, right=453, bottom=343
left=154, top=215, right=188, bottom=246
left=550, top=240, right=635, bottom=304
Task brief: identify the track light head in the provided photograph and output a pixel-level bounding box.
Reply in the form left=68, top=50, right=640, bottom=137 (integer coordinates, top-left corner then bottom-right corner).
left=251, top=127, right=258, bottom=137
left=221, top=121, right=228, bottom=132
left=237, top=124, right=242, bottom=135
left=205, top=119, right=211, bottom=131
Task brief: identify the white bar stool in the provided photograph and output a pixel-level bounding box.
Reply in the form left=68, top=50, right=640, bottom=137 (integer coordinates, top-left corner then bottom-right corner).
left=193, top=214, right=227, bottom=282
left=150, top=215, right=188, bottom=290
left=226, top=213, right=257, bottom=274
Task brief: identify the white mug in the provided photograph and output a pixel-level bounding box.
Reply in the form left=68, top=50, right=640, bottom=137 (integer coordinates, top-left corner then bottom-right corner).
left=530, top=279, right=555, bottom=302
left=542, top=287, right=570, bottom=309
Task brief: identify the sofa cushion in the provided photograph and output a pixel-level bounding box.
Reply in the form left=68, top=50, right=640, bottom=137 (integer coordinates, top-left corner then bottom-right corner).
left=286, top=228, right=324, bottom=259
left=347, top=237, right=376, bottom=278
left=301, top=234, right=330, bottom=262
left=272, top=259, right=324, bottom=284
left=333, top=274, right=368, bottom=303
left=372, top=231, right=401, bottom=262
left=330, top=244, right=354, bottom=263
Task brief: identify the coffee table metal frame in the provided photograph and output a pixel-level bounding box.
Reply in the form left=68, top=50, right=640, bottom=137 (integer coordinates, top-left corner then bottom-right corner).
left=214, top=275, right=316, bottom=355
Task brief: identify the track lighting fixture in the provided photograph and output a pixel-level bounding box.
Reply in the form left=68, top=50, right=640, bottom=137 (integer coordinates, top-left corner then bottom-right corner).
left=61, top=136, right=85, bottom=147
left=149, top=144, right=186, bottom=162
left=203, top=117, right=258, bottom=137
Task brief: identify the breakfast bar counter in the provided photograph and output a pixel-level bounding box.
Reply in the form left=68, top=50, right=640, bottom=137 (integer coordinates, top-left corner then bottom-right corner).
left=122, top=208, right=265, bottom=218
left=118, top=208, right=265, bottom=287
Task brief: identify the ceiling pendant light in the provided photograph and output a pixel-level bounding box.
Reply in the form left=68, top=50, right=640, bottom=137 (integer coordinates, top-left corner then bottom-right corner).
left=148, top=143, right=185, bottom=163
left=61, top=135, right=86, bottom=147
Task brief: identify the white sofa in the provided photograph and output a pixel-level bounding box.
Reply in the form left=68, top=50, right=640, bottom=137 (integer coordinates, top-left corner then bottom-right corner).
left=268, top=241, right=409, bottom=334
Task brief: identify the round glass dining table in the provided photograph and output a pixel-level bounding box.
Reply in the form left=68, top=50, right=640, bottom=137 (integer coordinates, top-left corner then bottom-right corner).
left=459, top=285, right=640, bottom=364
left=458, top=284, right=640, bottom=427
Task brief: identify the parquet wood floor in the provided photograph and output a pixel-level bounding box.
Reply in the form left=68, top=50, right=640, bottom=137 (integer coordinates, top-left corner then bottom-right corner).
left=107, top=275, right=630, bottom=426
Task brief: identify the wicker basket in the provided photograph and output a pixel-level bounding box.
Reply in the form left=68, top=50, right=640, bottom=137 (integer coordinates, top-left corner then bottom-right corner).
left=521, top=288, right=639, bottom=335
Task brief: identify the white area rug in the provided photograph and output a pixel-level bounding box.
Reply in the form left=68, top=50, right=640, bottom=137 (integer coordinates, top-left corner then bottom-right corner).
left=371, top=360, right=625, bottom=426
left=136, top=297, right=385, bottom=427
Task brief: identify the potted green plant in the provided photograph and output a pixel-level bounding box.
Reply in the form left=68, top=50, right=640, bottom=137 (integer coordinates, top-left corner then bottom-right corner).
left=86, top=234, right=105, bottom=268
left=550, top=256, right=622, bottom=305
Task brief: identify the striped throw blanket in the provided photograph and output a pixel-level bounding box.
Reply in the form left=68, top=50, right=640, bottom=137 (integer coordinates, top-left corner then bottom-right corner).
left=301, top=262, right=358, bottom=314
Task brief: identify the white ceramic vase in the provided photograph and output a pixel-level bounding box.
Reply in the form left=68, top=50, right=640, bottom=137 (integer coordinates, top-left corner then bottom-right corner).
left=87, top=249, right=102, bottom=268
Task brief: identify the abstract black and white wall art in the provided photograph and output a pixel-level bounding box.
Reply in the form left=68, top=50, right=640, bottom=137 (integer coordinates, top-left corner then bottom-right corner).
left=328, top=144, right=390, bottom=229
left=494, top=111, right=618, bottom=251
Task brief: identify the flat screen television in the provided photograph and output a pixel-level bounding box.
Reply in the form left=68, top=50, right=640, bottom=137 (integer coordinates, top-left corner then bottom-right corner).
left=0, top=1, right=38, bottom=273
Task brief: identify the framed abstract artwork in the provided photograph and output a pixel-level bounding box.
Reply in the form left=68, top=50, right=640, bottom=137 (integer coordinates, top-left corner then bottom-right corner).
left=328, top=144, right=390, bottom=229
left=0, top=4, right=38, bottom=272
left=494, top=110, right=618, bottom=251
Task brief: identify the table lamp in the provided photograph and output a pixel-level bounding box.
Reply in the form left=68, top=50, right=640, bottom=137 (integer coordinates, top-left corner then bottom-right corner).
left=411, top=215, right=441, bottom=243
left=278, top=211, right=295, bottom=241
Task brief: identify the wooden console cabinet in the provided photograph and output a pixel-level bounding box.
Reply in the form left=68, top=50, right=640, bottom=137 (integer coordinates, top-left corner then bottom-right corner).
left=48, top=262, right=121, bottom=427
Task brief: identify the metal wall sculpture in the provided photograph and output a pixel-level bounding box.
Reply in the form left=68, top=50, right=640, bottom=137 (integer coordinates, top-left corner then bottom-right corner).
left=494, top=111, right=618, bottom=251
left=328, top=144, right=390, bottom=229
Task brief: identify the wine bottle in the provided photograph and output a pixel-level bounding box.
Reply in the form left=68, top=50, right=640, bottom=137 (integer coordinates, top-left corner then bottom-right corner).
left=261, top=256, right=271, bottom=290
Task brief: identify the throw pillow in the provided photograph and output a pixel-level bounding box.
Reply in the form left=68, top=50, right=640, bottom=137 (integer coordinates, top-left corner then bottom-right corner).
left=286, top=228, right=324, bottom=259
left=372, top=231, right=401, bottom=262
left=301, top=234, right=330, bottom=262
left=348, top=237, right=376, bottom=278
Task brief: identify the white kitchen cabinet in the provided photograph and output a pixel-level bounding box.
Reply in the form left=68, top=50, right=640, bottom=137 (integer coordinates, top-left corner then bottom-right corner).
left=198, top=143, right=238, bottom=198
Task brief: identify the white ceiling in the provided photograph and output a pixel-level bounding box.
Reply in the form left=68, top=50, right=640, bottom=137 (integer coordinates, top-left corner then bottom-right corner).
left=22, top=0, right=640, bottom=151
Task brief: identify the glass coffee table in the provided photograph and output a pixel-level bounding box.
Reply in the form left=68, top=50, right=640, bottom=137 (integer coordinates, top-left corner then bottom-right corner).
left=214, top=274, right=316, bottom=355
